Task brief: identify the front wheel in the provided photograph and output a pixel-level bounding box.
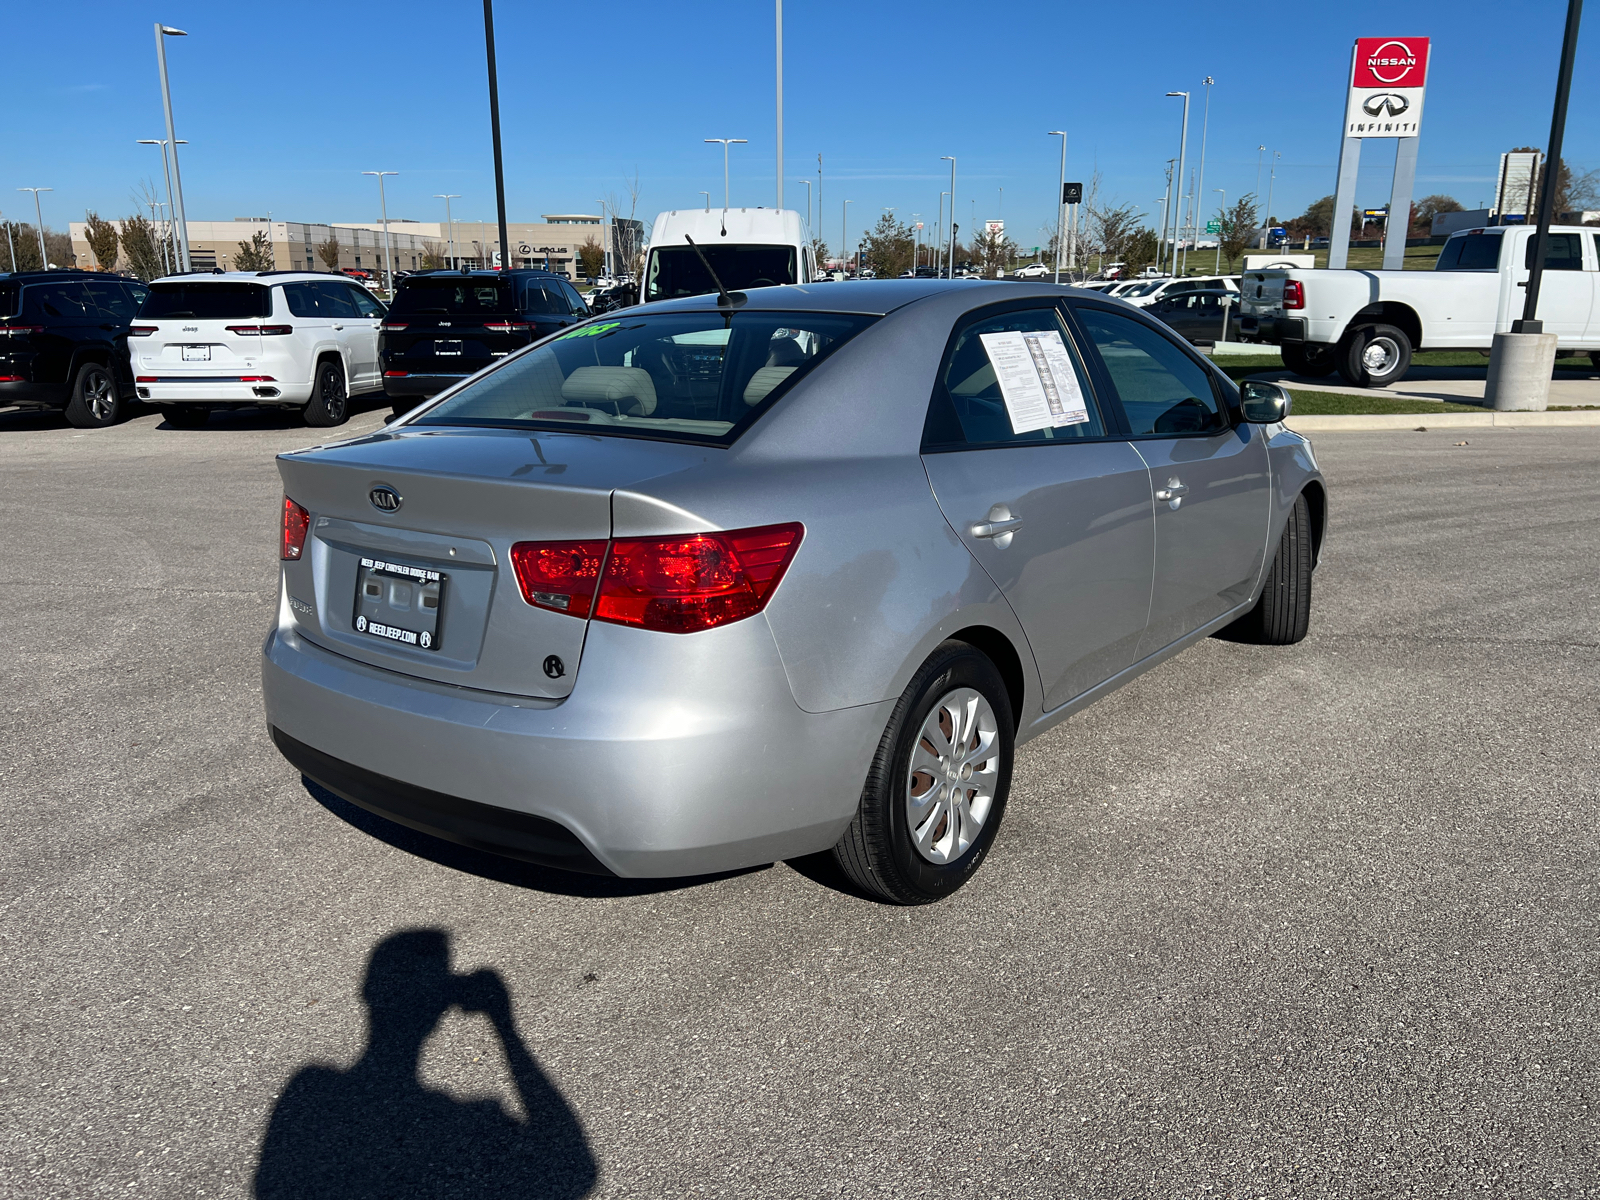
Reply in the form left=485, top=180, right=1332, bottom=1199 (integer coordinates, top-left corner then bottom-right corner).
left=1336, top=323, right=1412, bottom=388
left=63, top=362, right=122, bottom=428
left=303, top=359, right=349, bottom=427
left=1222, top=493, right=1314, bottom=645
left=1282, top=342, right=1338, bottom=378
left=832, top=642, right=1014, bottom=904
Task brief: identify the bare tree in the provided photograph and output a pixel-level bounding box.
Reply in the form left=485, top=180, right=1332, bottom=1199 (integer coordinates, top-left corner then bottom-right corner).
left=234, top=230, right=274, bottom=272
left=118, top=215, right=165, bottom=280
left=4, top=223, right=42, bottom=271
left=602, top=171, right=645, bottom=277
left=420, top=245, right=445, bottom=270
left=971, top=225, right=1018, bottom=277
left=1083, top=199, right=1143, bottom=275
left=316, top=233, right=341, bottom=271
left=84, top=211, right=120, bottom=271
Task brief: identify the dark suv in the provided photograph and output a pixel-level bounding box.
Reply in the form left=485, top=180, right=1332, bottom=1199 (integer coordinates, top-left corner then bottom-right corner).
left=0, top=270, right=150, bottom=427
left=380, top=269, right=589, bottom=415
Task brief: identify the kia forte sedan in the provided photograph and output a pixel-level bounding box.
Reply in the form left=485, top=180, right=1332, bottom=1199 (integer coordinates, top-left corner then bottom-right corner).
left=263, top=281, right=1325, bottom=904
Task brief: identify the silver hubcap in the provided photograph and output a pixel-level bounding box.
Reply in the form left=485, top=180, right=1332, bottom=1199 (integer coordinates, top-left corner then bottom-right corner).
left=84, top=371, right=113, bottom=420
left=1360, top=337, right=1399, bottom=375
left=906, top=686, right=999, bottom=865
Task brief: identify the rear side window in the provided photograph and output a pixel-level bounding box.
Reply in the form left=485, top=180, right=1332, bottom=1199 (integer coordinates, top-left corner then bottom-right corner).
left=346, top=284, right=385, bottom=317
left=390, top=278, right=515, bottom=317
left=1075, top=307, right=1226, bottom=437
left=1435, top=233, right=1503, bottom=271
left=139, top=282, right=271, bottom=320
left=1525, top=232, right=1584, bottom=271
left=0, top=282, right=17, bottom=317
left=24, top=282, right=94, bottom=319
left=923, top=305, right=1105, bottom=449
left=522, top=281, right=568, bottom=315
left=83, top=281, right=140, bottom=322
left=282, top=282, right=321, bottom=317
left=315, top=281, right=359, bottom=318
left=560, top=282, right=588, bottom=317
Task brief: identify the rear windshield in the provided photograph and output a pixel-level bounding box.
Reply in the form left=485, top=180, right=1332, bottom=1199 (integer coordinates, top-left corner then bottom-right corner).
left=0, top=282, right=17, bottom=318
left=644, top=245, right=797, bottom=303
left=1435, top=232, right=1504, bottom=271
left=390, top=277, right=515, bottom=317
left=412, top=310, right=876, bottom=445
left=139, top=282, right=271, bottom=319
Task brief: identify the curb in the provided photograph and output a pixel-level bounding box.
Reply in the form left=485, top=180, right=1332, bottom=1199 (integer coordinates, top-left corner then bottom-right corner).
left=1286, top=410, right=1600, bottom=432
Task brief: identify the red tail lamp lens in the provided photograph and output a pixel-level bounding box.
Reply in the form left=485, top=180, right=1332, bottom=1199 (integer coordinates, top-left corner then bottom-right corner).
left=595, top=523, right=804, bottom=634
left=1282, top=280, right=1305, bottom=310
left=510, top=540, right=608, bottom=616
left=281, top=496, right=310, bottom=561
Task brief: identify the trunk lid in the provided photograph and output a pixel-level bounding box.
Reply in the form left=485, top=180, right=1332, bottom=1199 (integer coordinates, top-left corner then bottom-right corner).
left=276, top=427, right=711, bottom=698
left=1240, top=270, right=1288, bottom=319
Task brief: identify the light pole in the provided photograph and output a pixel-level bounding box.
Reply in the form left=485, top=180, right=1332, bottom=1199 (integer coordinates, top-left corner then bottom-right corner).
left=138, top=138, right=185, bottom=273
left=1192, top=76, right=1214, bottom=277
left=1154, top=196, right=1169, bottom=273
left=1157, top=158, right=1175, bottom=273
left=362, top=171, right=397, bottom=292
left=1165, top=91, right=1190, bottom=275
left=482, top=0, right=510, bottom=273
left=154, top=23, right=191, bottom=271
left=911, top=214, right=922, bottom=270
left=799, top=179, right=812, bottom=235
left=700, top=191, right=711, bottom=213
left=842, top=199, right=852, bottom=275
left=1255, top=147, right=1269, bottom=248
left=1214, top=189, right=1226, bottom=273
left=1049, top=130, right=1067, bottom=284
left=941, top=156, right=956, bottom=278
left=434, top=194, right=459, bottom=269
left=1264, top=151, right=1281, bottom=251
left=17, top=189, right=51, bottom=266
left=596, top=200, right=609, bottom=276
left=774, top=0, right=784, bottom=209
left=935, top=192, right=947, bottom=277
left=2, top=212, right=15, bottom=273
left=705, top=139, right=747, bottom=209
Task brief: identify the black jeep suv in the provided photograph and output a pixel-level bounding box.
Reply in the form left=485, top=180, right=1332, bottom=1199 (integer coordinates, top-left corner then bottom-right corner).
left=0, top=270, right=150, bottom=427
left=380, top=269, right=589, bottom=415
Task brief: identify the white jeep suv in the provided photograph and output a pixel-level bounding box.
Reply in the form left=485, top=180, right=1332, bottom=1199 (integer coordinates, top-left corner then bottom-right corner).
left=129, top=272, right=387, bottom=427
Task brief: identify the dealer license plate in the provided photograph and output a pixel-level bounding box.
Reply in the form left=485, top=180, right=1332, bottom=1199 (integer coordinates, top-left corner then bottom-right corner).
left=352, top=556, right=444, bottom=651
left=182, top=345, right=211, bottom=361
left=434, top=340, right=462, bottom=356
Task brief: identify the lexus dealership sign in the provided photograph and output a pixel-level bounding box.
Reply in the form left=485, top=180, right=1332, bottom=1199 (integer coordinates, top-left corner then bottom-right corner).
left=1344, top=37, right=1430, bottom=138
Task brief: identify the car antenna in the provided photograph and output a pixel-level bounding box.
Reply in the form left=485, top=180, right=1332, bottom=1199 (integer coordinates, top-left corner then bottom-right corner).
left=683, top=234, right=743, bottom=311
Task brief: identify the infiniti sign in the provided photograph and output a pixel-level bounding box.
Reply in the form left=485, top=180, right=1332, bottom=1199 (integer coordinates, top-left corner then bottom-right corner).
left=369, top=485, right=403, bottom=513
left=1362, top=93, right=1410, bottom=118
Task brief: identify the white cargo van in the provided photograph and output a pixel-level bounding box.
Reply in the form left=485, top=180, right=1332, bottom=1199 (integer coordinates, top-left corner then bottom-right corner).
left=641, top=208, right=813, bottom=304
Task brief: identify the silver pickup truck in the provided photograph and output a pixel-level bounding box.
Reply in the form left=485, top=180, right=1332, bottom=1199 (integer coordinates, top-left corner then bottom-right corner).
left=1237, top=224, right=1600, bottom=386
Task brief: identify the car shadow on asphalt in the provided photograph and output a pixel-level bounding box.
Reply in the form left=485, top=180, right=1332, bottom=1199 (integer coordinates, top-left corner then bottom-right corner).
left=303, top=777, right=770, bottom=899
left=253, top=927, right=597, bottom=1200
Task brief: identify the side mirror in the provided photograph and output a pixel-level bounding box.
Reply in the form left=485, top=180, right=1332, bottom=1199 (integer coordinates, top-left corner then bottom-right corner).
left=1240, top=380, right=1293, bottom=423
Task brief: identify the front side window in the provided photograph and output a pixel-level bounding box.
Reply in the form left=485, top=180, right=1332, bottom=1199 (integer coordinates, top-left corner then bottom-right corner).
left=923, top=306, right=1105, bottom=449
left=346, top=285, right=385, bottom=317
left=413, top=310, right=875, bottom=445
left=1075, top=306, right=1226, bottom=436
left=138, top=282, right=271, bottom=320
left=1524, top=232, right=1584, bottom=271
left=83, top=281, right=139, bottom=322
left=25, top=282, right=94, bottom=319
left=644, top=245, right=797, bottom=302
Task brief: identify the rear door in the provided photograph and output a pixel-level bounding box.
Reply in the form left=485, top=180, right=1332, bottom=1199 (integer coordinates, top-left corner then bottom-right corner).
left=20, top=281, right=95, bottom=385
left=342, top=281, right=386, bottom=388
left=920, top=301, right=1155, bottom=711
left=1512, top=231, right=1591, bottom=342
left=1071, top=303, right=1271, bottom=657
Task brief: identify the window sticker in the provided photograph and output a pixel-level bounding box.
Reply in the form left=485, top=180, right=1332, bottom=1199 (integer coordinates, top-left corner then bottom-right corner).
left=555, top=320, right=621, bottom=341
left=977, top=329, right=1090, bottom=434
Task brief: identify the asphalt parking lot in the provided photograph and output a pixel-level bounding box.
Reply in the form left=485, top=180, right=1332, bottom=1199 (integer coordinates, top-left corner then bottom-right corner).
left=3, top=403, right=1597, bottom=1198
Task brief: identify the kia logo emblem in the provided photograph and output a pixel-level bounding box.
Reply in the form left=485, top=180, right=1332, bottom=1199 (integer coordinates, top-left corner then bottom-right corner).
left=1362, top=93, right=1410, bottom=117
left=369, top=485, right=402, bottom=512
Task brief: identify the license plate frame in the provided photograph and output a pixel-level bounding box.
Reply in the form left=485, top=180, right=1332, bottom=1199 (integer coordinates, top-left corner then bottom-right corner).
left=352, top=556, right=445, bottom=651
left=434, top=340, right=463, bottom=356
left=181, top=345, right=211, bottom=362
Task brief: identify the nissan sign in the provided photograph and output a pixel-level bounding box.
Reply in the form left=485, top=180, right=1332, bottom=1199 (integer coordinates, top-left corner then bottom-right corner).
left=1344, top=37, right=1430, bottom=138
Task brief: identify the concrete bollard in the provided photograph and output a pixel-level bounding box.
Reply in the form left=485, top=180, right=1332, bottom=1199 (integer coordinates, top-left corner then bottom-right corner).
left=1484, top=331, right=1558, bottom=411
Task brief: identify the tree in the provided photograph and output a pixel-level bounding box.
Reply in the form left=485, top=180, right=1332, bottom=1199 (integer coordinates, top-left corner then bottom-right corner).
left=1291, top=195, right=1336, bottom=238
left=234, top=230, right=274, bottom=272
left=970, top=224, right=1018, bottom=277
left=1121, top=227, right=1158, bottom=278
left=1217, top=194, right=1259, bottom=272
left=1082, top=200, right=1143, bottom=273
left=118, top=215, right=165, bottom=280
left=862, top=212, right=914, bottom=278
left=419, top=245, right=445, bottom=270
left=3, top=222, right=42, bottom=271
left=316, top=233, right=341, bottom=270
left=577, top=237, right=605, bottom=279
left=84, top=211, right=120, bottom=271
left=601, top=171, right=644, bottom=277
left=810, top=236, right=829, bottom=271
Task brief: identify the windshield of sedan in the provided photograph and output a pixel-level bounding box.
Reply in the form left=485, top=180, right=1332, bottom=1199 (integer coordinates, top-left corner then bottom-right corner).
left=412, top=310, right=876, bottom=444
left=644, top=245, right=798, bottom=303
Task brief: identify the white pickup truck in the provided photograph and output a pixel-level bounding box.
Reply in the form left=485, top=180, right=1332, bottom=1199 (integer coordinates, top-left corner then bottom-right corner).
left=1237, top=224, right=1600, bottom=386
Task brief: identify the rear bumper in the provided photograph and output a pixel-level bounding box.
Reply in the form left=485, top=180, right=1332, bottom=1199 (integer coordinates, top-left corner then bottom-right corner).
left=383, top=373, right=468, bottom=399
left=0, top=380, right=68, bottom=408
left=261, top=615, right=891, bottom=878
left=136, top=379, right=314, bottom=404
left=1237, top=315, right=1306, bottom=343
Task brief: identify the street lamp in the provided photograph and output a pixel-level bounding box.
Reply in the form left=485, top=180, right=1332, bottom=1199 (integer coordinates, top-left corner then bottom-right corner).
left=2, top=212, right=16, bottom=274
left=1193, top=76, right=1215, bottom=278
left=1264, top=151, right=1281, bottom=251
left=1048, top=131, right=1067, bottom=284
left=1255, top=147, right=1269, bottom=248
left=154, top=24, right=191, bottom=272
left=774, top=0, right=784, bottom=209
left=911, top=213, right=922, bottom=270
left=842, top=199, right=852, bottom=276
left=362, top=171, right=397, bottom=292
left=17, top=189, right=51, bottom=266
left=798, top=179, right=812, bottom=236
left=705, top=138, right=747, bottom=209
left=1165, top=92, right=1190, bottom=276
left=941, top=156, right=956, bottom=278
left=936, top=191, right=948, bottom=277
left=596, top=200, right=609, bottom=277
left=700, top=191, right=711, bottom=213
left=139, top=138, right=186, bottom=274
left=1213, top=188, right=1226, bottom=273
left=433, top=194, right=460, bottom=269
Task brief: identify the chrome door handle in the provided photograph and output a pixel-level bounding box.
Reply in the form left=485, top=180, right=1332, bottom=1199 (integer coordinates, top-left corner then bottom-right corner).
left=971, top=517, right=1023, bottom=538
left=332, top=323, right=345, bottom=330
left=1154, top=479, right=1188, bottom=505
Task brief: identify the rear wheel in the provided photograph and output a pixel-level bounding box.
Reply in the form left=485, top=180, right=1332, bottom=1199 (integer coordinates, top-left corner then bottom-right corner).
left=1281, top=342, right=1337, bottom=377
left=1223, top=492, right=1314, bottom=645
left=304, top=359, right=349, bottom=427
left=159, top=404, right=211, bottom=428
left=63, top=362, right=121, bottom=428
left=1336, top=323, right=1412, bottom=388
left=1588, top=350, right=1600, bottom=373
left=832, top=642, right=1014, bottom=905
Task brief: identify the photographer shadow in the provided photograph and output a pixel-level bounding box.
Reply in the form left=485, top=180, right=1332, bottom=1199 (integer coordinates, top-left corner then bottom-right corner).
left=254, top=929, right=597, bottom=1199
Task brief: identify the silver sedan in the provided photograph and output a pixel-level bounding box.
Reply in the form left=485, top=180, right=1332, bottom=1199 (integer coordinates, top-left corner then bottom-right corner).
left=262, top=280, right=1325, bottom=904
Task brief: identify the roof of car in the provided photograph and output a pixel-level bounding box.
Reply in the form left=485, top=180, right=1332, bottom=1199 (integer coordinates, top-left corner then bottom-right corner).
left=0, top=269, right=135, bottom=283
left=147, top=270, right=336, bottom=284
left=403, top=268, right=566, bottom=281
left=638, top=278, right=1086, bottom=317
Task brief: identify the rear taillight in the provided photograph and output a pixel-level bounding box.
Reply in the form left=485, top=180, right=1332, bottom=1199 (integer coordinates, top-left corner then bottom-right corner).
left=128, top=326, right=157, bottom=337
left=596, top=524, right=804, bottom=634
left=482, top=320, right=532, bottom=333
left=510, top=540, right=608, bottom=616
left=281, top=496, right=310, bottom=561
left=1282, top=280, right=1305, bottom=310
left=227, top=324, right=293, bottom=336
left=0, top=325, right=45, bottom=337
left=383, top=322, right=409, bottom=331
left=240, top=375, right=277, bottom=382
left=384, top=370, right=408, bottom=377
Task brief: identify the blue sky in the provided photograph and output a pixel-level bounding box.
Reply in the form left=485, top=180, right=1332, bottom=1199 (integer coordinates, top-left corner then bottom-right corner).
left=6, top=0, right=1596, bottom=251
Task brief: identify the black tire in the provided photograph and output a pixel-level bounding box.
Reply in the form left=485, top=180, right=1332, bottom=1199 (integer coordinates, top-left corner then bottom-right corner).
left=1335, top=323, right=1412, bottom=388
left=1223, top=493, right=1314, bottom=645
left=1588, top=350, right=1600, bottom=373
left=304, top=358, right=349, bottom=427
left=159, top=404, right=211, bottom=428
left=62, top=361, right=122, bottom=428
left=832, top=641, right=1015, bottom=904
left=1281, top=342, right=1338, bottom=378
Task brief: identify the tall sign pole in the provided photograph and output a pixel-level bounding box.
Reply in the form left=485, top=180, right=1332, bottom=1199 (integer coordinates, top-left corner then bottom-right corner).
left=483, top=0, right=510, bottom=272
left=775, top=0, right=784, bottom=210
left=1519, top=0, right=1584, bottom=332
left=1328, top=37, right=1431, bottom=270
